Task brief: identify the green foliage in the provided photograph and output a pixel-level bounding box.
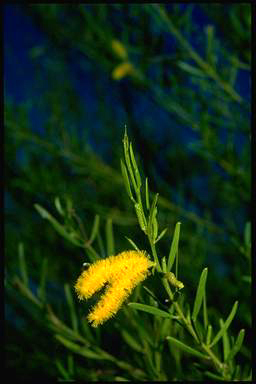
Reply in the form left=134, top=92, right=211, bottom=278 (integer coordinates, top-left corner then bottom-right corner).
left=5, top=4, right=250, bottom=381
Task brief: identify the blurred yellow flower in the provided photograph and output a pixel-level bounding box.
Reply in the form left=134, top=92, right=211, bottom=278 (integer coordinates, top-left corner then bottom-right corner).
left=75, top=250, right=155, bottom=327
left=112, top=62, right=135, bottom=81
left=111, top=39, right=128, bottom=60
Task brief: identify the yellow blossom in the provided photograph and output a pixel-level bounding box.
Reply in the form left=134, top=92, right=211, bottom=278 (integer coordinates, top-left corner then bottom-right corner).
left=111, top=62, right=135, bottom=81
left=75, top=250, right=155, bottom=327
left=111, top=39, right=128, bottom=60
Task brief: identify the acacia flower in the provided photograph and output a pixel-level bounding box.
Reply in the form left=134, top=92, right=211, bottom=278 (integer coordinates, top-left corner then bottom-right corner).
left=75, top=250, right=155, bottom=327
left=112, top=62, right=135, bottom=80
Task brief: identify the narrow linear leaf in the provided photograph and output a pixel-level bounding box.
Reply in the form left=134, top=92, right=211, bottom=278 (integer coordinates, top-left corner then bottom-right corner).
left=167, top=222, right=181, bottom=272
left=142, top=286, right=158, bottom=301
left=148, top=193, right=159, bottom=238
left=64, top=283, right=78, bottom=332
left=161, top=256, right=167, bottom=273
left=241, top=275, right=251, bottom=284
left=54, top=196, right=65, bottom=216
left=206, top=324, right=212, bottom=345
left=210, top=301, right=239, bottom=348
left=18, top=243, right=28, bottom=287
left=124, top=236, right=140, bottom=251
left=203, top=290, right=208, bottom=329
left=106, top=217, right=115, bottom=256
left=205, top=25, right=215, bottom=67
left=177, top=61, right=207, bottom=77
left=142, top=286, right=168, bottom=311
left=37, top=258, right=48, bottom=301
left=88, top=214, right=100, bottom=245
left=129, top=142, right=141, bottom=188
left=220, top=318, right=230, bottom=362
left=13, top=277, right=42, bottom=308
left=152, top=214, right=158, bottom=242
left=244, top=221, right=251, bottom=247
left=123, top=132, right=137, bottom=190
left=114, top=376, right=129, bottom=381
left=56, top=359, right=70, bottom=380
left=67, top=354, right=74, bottom=376
left=166, top=336, right=208, bottom=359
left=120, top=159, right=135, bottom=202
left=34, top=204, right=82, bottom=247
left=135, top=203, right=147, bottom=232
left=96, top=231, right=106, bottom=258
left=192, top=268, right=208, bottom=323
left=226, top=329, right=245, bottom=363
left=121, top=329, right=144, bottom=353
left=204, top=371, right=225, bottom=381
left=233, top=364, right=241, bottom=380
left=155, top=227, right=168, bottom=244
left=85, top=245, right=99, bottom=262
left=145, top=177, right=149, bottom=210
left=55, top=334, right=103, bottom=360
left=128, top=302, right=175, bottom=319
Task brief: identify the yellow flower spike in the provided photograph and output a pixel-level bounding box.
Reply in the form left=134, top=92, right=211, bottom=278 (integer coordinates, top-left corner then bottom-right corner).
left=75, top=250, right=155, bottom=327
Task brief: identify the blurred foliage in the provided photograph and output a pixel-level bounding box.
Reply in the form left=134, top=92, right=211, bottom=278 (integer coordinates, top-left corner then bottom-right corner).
left=5, top=4, right=251, bottom=380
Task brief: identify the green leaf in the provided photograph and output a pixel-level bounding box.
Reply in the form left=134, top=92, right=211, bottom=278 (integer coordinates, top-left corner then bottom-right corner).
left=167, top=222, right=181, bottom=272
left=37, top=258, right=48, bottom=301
left=96, top=231, right=106, bottom=258
left=67, top=354, right=74, bottom=376
left=206, top=324, right=212, bottom=345
left=161, top=256, right=167, bottom=273
left=220, top=318, right=230, bottom=362
left=56, top=359, right=70, bottom=380
left=155, top=227, right=168, bottom=244
left=134, top=203, right=147, bottom=232
left=244, top=221, right=251, bottom=247
left=64, top=283, right=78, bottom=332
left=55, top=334, right=103, bottom=360
left=148, top=193, right=159, bottom=238
left=205, top=25, right=215, bottom=67
left=145, top=177, right=150, bottom=210
left=233, top=364, right=241, bottom=380
left=120, top=159, right=135, bottom=202
left=210, top=301, right=239, bottom=347
left=241, top=275, right=251, bottom=284
left=152, top=213, right=158, bottom=242
left=177, top=61, right=207, bottom=77
left=124, top=236, right=140, bottom=251
left=106, top=217, right=115, bottom=256
left=204, top=371, right=225, bottom=381
left=129, top=142, right=141, bottom=188
left=121, top=329, right=144, bottom=353
left=123, top=131, right=137, bottom=191
left=192, top=268, right=208, bottom=323
left=166, top=336, right=208, bottom=359
left=226, top=329, right=245, bottom=363
left=34, top=204, right=82, bottom=247
left=128, top=303, right=175, bottom=319
left=203, top=290, right=208, bottom=329
left=114, top=377, right=129, bottom=381
left=54, top=196, right=65, bottom=216
left=18, top=242, right=28, bottom=287
left=85, top=246, right=99, bottom=263
left=88, top=214, right=100, bottom=245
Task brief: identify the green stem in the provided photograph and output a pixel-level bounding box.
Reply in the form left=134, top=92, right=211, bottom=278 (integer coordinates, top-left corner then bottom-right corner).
left=149, top=239, right=161, bottom=272
left=201, top=343, right=224, bottom=372
left=148, top=237, right=225, bottom=377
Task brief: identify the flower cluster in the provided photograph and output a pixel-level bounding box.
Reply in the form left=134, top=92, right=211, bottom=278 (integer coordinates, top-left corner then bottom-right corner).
left=75, top=250, right=155, bottom=327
